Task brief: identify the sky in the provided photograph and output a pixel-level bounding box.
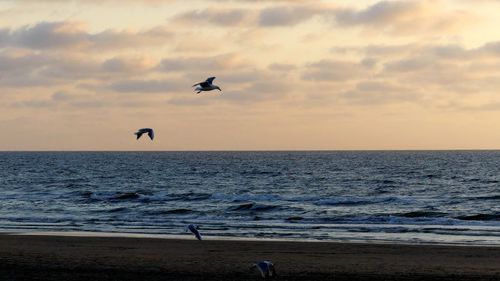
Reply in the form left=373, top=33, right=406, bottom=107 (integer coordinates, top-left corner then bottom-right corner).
left=1, top=0, right=500, bottom=150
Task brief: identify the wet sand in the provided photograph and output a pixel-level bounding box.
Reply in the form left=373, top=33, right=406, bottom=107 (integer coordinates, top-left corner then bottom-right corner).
left=0, top=234, right=499, bottom=280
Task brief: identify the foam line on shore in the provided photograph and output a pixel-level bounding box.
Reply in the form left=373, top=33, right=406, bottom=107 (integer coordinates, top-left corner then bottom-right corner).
left=6, top=231, right=500, bottom=247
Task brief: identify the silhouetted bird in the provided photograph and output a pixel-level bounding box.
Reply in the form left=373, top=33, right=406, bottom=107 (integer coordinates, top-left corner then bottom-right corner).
left=186, top=224, right=202, bottom=240
left=134, top=128, right=154, bottom=140
left=192, top=77, right=221, bottom=94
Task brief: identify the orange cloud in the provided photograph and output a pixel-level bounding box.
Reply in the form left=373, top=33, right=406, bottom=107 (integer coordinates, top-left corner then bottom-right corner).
left=333, top=0, right=477, bottom=35
left=0, top=21, right=173, bottom=51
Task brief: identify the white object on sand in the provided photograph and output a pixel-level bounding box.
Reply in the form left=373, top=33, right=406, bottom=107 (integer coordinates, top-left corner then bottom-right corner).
left=251, top=260, right=277, bottom=279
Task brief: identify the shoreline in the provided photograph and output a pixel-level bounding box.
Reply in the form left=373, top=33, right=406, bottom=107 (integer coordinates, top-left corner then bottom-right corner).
left=1, top=233, right=499, bottom=280
left=5, top=230, right=500, bottom=247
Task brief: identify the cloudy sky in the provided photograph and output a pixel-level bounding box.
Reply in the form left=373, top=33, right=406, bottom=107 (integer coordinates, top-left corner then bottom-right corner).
left=1, top=0, right=500, bottom=150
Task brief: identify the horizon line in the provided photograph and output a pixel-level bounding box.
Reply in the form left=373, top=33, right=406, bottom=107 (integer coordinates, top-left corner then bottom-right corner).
left=1, top=149, right=500, bottom=152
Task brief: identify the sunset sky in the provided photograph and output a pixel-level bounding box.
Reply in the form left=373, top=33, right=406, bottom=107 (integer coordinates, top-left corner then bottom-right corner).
left=1, top=0, right=500, bottom=150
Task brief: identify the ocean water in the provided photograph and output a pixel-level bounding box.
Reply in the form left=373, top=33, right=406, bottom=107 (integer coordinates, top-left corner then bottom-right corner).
left=0, top=151, right=499, bottom=245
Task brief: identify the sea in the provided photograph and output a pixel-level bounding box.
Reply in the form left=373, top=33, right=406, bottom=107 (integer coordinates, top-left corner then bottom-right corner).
left=1, top=151, right=499, bottom=245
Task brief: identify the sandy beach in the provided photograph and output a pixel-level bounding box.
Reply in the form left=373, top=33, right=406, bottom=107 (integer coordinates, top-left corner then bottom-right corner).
left=0, top=234, right=499, bottom=280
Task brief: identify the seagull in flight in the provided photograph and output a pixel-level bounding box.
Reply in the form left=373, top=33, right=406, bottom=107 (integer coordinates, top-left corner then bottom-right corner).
left=134, top=128, right=154, bottom=140
left=250, top=260, right=277, bottom=279
left=186, top=224, right=202, bottom=240
left=192, top=77, right=221, bottom=94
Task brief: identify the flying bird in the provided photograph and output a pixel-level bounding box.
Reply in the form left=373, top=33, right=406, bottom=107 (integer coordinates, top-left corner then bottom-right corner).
left=192, top=77, right=221, bottom=94
left=250, top=260, right=277, bottom=279
left=134, top=128, right=154, bottom=140
left=186, top=224, right=202, bottom=240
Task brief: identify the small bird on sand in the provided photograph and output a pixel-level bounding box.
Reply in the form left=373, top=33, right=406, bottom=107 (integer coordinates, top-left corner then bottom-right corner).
left=134, top=128, right=154, bottom=140
left=192, top=77, right=221, bottom=94
left=186, top=224, right=202, bottom=240
left=250, top=260, right=277, bottom=279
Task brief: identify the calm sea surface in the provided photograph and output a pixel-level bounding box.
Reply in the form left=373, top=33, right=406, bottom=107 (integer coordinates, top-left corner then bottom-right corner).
left=1, top=151, right=499, bottom=244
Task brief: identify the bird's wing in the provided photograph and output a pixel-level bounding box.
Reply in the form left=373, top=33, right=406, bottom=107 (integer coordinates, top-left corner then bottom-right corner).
left=148, top=130, right=154, bottom=140
left=256, top=263, right=267, bottom=278
left=136, top=132, right=143, bottom=140
left=192, top=82, right=201, bottom=87
left=205, top=77, right=216, bottom=85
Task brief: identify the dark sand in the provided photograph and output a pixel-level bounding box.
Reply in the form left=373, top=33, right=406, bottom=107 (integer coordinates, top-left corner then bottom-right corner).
left=0, top=234, right=499, bottom=280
